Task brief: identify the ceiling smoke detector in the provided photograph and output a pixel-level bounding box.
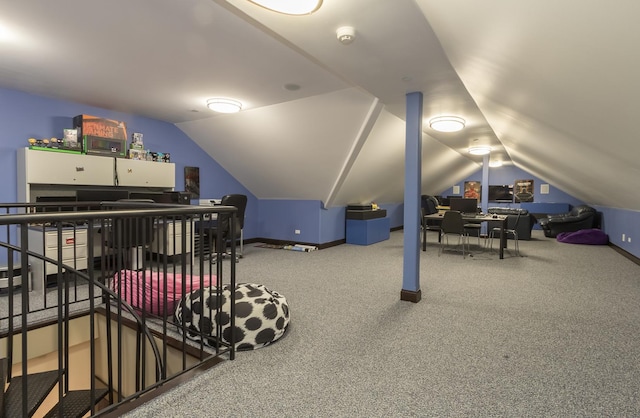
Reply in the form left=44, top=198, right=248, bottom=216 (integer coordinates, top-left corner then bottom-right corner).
left=336, top=26, right=355, bottom=45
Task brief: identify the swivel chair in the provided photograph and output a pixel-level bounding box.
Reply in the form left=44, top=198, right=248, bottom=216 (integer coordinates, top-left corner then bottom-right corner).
left=105, top=200, right=156, bottom=271
left=208, top=194, right=247, bottom=262
left=421, top=195, right=441, bottom=250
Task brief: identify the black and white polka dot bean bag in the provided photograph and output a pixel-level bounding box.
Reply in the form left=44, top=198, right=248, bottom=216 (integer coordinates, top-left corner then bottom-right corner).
left=175, top=283, right=290, bottom=350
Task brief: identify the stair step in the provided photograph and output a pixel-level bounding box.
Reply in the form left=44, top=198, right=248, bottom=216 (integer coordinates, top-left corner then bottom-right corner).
left=5, top=370, right=60, bottom=418
left=43, top=388, right=110, bottom=418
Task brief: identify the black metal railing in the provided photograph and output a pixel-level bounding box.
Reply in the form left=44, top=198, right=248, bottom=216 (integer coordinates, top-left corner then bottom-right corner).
left=0, top=202, right=237, bottom=417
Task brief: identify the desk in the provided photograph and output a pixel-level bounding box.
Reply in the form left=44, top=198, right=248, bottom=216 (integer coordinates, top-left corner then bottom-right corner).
left=423, top=213, right=508, bottom=259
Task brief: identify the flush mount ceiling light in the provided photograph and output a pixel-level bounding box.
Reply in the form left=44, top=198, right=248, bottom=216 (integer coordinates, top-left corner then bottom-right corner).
left=489, top=160, right=503, bottom=168
left=207, top=98, right=242, bottom=113
left=469, top=145, right=492, bottom=155
left=247, top=0, right=322, bottom=15
left=428, top=116, right=465, bottom=132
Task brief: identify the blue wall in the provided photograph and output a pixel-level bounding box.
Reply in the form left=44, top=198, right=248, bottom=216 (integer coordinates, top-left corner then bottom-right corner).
left=3, top=88, right=640, bottom=257
left=0, top=87, right=259, bottom=238
left=438, top=165, right=584, bottom=208
left=440, top=165, right=640, bottom=258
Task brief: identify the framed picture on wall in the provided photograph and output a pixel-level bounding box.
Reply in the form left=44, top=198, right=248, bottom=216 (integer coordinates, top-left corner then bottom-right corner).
left=514, top=179, right=534, bottom=202
left=464, top=181, right=481, bottom=201
left=184, top=166, right=200, bottom=199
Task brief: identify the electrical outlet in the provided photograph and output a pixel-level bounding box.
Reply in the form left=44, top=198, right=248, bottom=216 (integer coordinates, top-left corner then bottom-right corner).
left=295, top=229, right=301, bottom=235
left=622, top=233, right=626, bottom=242
left=628, top=237, right=632, bottom=243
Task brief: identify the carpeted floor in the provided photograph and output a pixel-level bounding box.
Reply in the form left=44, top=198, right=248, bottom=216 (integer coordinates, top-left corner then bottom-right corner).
left=124, top=230, right=640, bottom=417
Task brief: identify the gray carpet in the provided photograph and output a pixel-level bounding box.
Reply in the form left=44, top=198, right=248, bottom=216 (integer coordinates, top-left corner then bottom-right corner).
left=124, top=230, right=640, bottom=417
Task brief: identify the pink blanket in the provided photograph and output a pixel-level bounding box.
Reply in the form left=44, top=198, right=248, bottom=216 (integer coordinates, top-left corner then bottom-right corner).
left=111, top=270, right=216, bottom=316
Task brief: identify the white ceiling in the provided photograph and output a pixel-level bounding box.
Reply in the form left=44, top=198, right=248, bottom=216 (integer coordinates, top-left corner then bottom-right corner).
left=1, top=0, right=638, bottom=209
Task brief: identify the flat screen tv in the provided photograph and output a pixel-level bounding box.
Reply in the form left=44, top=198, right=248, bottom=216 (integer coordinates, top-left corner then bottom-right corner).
left=488, top=185, right=513, bottom=202
left=449, top=197, right=478, bottom=214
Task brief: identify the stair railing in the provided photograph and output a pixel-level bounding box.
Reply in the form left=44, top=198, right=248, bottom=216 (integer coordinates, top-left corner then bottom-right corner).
left=0, top=203, right=237, bottom=417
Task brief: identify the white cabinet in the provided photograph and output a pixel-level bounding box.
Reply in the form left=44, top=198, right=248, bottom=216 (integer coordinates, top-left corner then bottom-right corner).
left=27, top=226, right=88, bottom=295
left=17, top=148, right=176, bottom=202
left=151, top=221, right=192, bottom=256
left=19, top=148, right=114, bottom=187
left=116, top=159, right=175, bottom=188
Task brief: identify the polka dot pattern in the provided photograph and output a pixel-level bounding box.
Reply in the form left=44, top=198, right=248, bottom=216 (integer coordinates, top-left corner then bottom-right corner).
left=175, top=283, right=290, bottom=350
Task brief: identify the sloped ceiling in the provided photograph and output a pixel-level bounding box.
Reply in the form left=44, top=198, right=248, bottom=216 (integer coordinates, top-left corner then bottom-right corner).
left=2, top=1, right=638, bottom=209
left=417, top=0, right=640, bottom=210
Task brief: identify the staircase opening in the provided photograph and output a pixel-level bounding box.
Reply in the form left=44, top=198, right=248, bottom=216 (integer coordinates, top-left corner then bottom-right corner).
left=1, top=202, right=239, bottom=416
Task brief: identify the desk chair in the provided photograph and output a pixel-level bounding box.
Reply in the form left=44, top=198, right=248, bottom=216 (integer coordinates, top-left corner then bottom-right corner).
left=421, top=196, right=441, bottom=250
left=208, top=194, right=247, bottom=262
left=107, top=200, right=156, bottom=270
left=464, top=222, right=482, bottom=247
left=439, top=211, right=469, bottom=259
left=489, top=211, right=520, bottom=256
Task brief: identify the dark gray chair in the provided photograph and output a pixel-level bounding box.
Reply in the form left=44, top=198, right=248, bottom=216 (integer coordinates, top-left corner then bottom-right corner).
left=489, top=211, right=520, bottom=256
left=208, top=194, right=247, bottom=261
left=439, top=211, right=469, bottom=258
left=421, top=195, right=442, bottom=250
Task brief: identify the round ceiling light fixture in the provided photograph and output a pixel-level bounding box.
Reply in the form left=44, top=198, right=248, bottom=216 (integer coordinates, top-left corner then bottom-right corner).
left=428, top=116, right=465, bottom=132
left=207, top=98, right=242, bottom=114
left=469, top=145, right=492, bottom=155
left=489, top=160, right=503, bottom=167
left=247, top=0, right=322, bottom=15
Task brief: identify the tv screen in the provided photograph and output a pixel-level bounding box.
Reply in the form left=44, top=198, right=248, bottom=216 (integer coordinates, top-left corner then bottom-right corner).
left=488, top=185, right=513, bottom=202
left=449, top=198, right=478, bottom=214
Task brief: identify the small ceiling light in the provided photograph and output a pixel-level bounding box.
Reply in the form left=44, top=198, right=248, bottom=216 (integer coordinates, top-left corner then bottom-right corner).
left=336, top=26, right=356, bottom=45
left=489, top=160, right=503, bottom=167
left=469, top=145, right=492, bottom=155
left=247, top=0, right=322, bottom=15
left=429, top=116, right=465, bottom=132
left=207, top=98, right=242, bottom=113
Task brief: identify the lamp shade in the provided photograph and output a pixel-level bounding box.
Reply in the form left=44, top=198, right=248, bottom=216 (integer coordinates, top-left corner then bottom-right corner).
left=429, top=116, right=465, bottom=132
left=207, top=98, right=242, bottom=113
left=247, top=0, right=322, bottom=15
left=469, top=145, right=492, bottom=155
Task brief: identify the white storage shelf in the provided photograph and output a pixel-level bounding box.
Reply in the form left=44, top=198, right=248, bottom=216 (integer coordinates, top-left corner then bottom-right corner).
left=27, top=227, right=88, bottom=295
left=117, top=158, right=175, bottom=188
left=151, top=221, right=192, bottom=257
left=21, top=148, right=115, bottom=187
left=18, top=148, right=176, bottom=202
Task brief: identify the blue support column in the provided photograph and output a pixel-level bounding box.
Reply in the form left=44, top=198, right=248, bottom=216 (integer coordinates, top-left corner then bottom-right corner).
left=401, top=92, right=422, bottom=303
left=481, top=154, right=489, bottom=213
left=481, top=154, right=490, bottom=235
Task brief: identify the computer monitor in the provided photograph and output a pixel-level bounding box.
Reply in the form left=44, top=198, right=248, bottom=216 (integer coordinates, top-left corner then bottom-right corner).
left=76, top=189, right=130, bottom=202
left=449, top=197, right=478, bottom=214
left=35, top=195, right=77, bottom=212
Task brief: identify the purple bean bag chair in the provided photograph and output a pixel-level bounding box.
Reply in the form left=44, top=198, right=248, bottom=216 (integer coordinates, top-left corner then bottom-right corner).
left=556, top=229, right=609, bottom=245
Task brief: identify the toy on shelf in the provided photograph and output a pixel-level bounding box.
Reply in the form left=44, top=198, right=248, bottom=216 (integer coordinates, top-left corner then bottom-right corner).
left=131, top=132, right=144, bottom=149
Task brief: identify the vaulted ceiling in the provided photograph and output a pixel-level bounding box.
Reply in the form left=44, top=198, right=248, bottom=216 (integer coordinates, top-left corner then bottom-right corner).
left=2, top=0, right=638, bottom=209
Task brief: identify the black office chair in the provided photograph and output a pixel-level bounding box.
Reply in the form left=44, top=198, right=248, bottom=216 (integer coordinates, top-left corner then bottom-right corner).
left=105, top=200, right=156, bottom=270
left=489, top=211, right=520, bottom=256
left=464, top=222, right=482, bottom=247
left=209, top=194, right=247, bottom=262
left=439, top=211, right=469, bottom=258
left=421, top=195, right=442, bottom=250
